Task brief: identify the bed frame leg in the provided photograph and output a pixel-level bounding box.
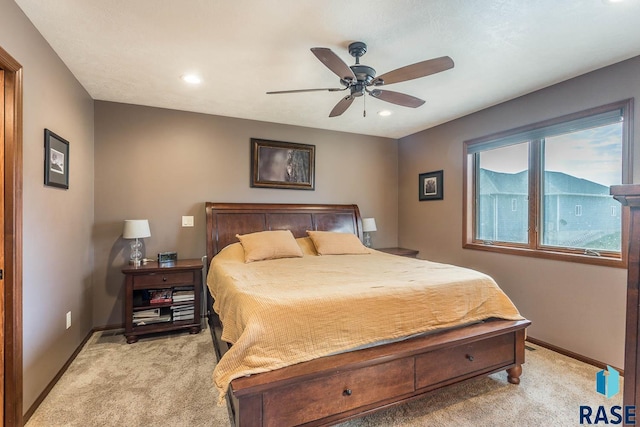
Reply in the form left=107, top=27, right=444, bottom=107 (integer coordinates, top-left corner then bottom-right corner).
left=507, top=365, right=522, bottom=384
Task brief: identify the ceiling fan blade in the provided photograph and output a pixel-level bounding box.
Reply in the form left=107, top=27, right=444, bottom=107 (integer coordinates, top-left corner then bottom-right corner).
left=372, top=56, right=454, bottom=86
left=329, top=96, right=354, bottom=117
left=267, top=87, right=344, bottom=94
left=368, top=89, right=425, bottom=108
left=311, top=47, right=356, bottom=82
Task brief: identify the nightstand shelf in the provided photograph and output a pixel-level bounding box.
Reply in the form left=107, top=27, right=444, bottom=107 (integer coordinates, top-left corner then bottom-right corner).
left=376, top=247, right=419, bottom=258
left=122, top=259, right=203, bottom=344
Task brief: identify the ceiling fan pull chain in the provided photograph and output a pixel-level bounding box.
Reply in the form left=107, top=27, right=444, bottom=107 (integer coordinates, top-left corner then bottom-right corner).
left=363, top=91, right=367, bottom=117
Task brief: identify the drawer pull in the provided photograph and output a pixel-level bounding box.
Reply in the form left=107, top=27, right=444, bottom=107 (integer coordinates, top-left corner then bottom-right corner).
left=162, top=277, right=168, bottom=282
left=342, top=389, right=352, bottom=397
left=466, top=354, right=474, bottom=362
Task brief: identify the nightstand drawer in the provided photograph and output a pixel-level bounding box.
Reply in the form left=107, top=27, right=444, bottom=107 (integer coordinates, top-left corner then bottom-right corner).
left=132, top=271, right=195, bottom=288
left=415, top=333, right=514, bottom=389
left=262, top=358, right=414, bottom=426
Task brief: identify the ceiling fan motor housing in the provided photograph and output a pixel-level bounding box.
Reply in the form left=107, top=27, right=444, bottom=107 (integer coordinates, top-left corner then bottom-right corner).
left=350, top=65, right=375, bottom=83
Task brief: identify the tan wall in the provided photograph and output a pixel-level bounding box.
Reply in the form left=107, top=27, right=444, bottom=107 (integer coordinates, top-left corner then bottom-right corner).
left=93, top=101, right=398, bottom=326
left=0, top=0, right=95, bottom=412
left=398, top=56, right=640, bottom=369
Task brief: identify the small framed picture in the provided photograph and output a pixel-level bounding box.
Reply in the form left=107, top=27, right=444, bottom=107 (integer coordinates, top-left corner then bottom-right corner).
left=44, top=129, right=70, bottom=189
left=250, top=138, right=315, bottom=190
left=419, top=170, right=443, bottom=201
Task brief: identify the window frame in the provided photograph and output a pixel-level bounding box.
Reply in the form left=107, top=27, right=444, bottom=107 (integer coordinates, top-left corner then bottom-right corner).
left=463, top=99, right=633, bottom=268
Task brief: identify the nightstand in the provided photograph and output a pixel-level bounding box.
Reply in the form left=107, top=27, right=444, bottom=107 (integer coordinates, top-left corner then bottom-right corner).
left=122, top=259, right=203, bottom=344
left=376, top=247, right=419, bottom=258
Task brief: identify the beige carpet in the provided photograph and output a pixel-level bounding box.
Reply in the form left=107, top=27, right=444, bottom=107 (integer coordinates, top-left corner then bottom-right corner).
left=26, top=327, right=623, bottom=427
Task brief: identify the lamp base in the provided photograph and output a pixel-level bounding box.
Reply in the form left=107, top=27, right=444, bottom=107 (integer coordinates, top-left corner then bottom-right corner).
left=129, top=238, right=142, bottom=266
left=363, top=232, right=372, bottom=248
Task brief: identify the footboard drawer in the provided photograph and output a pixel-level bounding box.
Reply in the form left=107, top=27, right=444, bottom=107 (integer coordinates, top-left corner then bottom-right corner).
left=262, top=357, right=415, bottom=427
left=415, top=333, right=515, bottom=389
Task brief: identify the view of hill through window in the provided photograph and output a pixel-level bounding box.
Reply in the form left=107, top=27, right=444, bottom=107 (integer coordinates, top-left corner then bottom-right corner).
left=477, top=123, right=622, bottom=252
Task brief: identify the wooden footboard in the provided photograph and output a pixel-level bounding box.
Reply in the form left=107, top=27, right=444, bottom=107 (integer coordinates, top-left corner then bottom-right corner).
left=211, top=317, right=530, bottom=427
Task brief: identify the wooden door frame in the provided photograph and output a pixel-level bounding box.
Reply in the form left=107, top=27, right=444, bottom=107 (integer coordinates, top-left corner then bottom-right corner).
left=0, top=46, right=24, bottom=427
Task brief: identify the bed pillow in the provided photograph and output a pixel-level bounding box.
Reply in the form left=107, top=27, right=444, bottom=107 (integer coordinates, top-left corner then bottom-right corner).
left=236, top=230, right=304, bottom=263
left=306, top=230, right=371, bottom=255
left=296, top=237, right=318, bottom=256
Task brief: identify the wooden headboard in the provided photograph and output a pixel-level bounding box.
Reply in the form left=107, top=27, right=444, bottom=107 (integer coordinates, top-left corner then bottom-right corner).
left=205, top=202, right=363, bottom=268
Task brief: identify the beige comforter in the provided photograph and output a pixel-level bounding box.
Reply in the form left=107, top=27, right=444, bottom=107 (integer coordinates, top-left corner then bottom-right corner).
left=207, top=238, right=523, bottom=402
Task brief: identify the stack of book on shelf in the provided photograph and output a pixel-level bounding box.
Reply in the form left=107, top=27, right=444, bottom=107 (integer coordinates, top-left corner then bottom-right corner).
left=172, top=288, right=194, bottom=303
left=171, top=305, right=195, bottom=322
left=133, top=307, right=171, bottom=326
left=149, top=289, right=172, bottom=304
left=172, top=287, right=195, bottom=321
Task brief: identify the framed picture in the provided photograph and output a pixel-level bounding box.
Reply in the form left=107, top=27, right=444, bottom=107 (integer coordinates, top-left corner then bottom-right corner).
left=44, top=129, right=70, bottom=189
left=419, top=170, right=443, bottom=201
left=251, top=138, right=315, bottom=190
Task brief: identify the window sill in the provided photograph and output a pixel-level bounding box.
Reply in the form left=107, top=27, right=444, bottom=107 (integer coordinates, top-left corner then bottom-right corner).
left=463, top=242, right=626, bottom=268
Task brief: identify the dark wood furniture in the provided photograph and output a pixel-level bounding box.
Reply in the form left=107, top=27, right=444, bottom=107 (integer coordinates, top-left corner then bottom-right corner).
left=611, top=184, right=640, bottom=413
left=377, top=247, right=419, bottom=258
left=122, top=259, right=202, bottom=344
left=204, top=202, right=530, bottom=427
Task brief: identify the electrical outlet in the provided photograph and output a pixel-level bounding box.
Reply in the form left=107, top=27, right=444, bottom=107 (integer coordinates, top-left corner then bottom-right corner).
left=66, top=311, right=71, bottom=329
left=182, top=216, right=194, bottom=227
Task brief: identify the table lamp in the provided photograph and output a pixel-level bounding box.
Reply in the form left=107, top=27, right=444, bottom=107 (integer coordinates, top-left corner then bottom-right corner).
left=362, top=217, right=377, bottom=248
left=123, top=219, right=151, bottom=266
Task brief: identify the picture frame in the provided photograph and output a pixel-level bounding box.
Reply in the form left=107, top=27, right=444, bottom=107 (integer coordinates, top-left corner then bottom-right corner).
left=419, top=170, right=443, bottom=201
left=44, top=129, right=70, bottom=189
left=250, top=138, right=315, bottom=190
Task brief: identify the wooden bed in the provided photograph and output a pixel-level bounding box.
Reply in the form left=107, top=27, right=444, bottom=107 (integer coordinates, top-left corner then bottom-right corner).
left=205, top=202, right=530, bottom=427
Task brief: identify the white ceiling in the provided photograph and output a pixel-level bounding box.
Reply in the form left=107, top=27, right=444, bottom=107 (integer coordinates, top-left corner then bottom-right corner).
left=15, top=0, right=640, bottom=139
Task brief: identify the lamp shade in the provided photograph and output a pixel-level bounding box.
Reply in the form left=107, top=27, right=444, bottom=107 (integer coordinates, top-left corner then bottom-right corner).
left=362, top=217, right=377, bottom=233
left=123, top=219, right=151, bottom=239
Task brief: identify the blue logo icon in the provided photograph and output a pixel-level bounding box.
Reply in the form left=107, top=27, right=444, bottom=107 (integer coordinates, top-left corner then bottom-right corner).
left=596, top=366, right=620, bottom=398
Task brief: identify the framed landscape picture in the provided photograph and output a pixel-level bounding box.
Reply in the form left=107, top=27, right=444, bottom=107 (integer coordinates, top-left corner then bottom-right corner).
left=44, top=129, right=70, bottom=189
left=419, top=170, right=443, bottom=201
left=250, top=138, right=315, bottom=190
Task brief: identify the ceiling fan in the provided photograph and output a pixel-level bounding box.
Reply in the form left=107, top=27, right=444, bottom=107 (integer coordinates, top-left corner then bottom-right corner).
left=266, top=41, right=454, bottom=117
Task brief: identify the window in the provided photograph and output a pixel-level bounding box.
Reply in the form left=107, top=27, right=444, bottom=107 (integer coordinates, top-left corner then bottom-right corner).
left=574, top=205, right=583, bottom=217
left=476, top=143, right=528, bottom=244
left=464, top=99, right=632, bottom=266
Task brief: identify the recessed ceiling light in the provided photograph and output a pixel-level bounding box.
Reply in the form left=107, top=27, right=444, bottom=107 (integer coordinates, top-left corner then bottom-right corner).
left=378, top=110, right=392, bottom=117
left=181, top=74, right=202, bottom=85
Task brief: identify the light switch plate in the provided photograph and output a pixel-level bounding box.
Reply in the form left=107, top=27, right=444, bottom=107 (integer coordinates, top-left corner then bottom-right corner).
left=182, top=216, right=194, bottom=227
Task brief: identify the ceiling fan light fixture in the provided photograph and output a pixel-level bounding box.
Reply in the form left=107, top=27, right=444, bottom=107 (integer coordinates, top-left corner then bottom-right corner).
left=181, top=74, right=202, bottom=85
